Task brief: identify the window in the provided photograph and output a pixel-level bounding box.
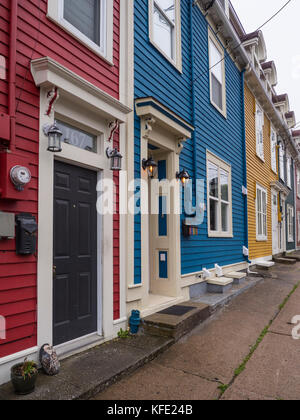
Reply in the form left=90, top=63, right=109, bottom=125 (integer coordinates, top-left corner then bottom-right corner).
left=297, top=170, right=300, bottom=198
left=279, top=143, right=285, bottom=182
left=207, top=152, right=232, bottom=237
left=47, top=0, right=113, bottom=62
left=56, top=120, right=97, bottom=153
left=208, top=32, right=226, bottom=115
left=149, top=0, right=182, bottom=70
left=270, top=127, right=277, bottom=173
left=256, top=103, right=264, bottom=160
left=256, top=184, right=267, bottom=241
left=287, top=205, right=294, bottom=242
left=286, top=155, right=292, bottom=188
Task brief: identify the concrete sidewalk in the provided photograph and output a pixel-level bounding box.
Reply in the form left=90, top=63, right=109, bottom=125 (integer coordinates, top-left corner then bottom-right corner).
left=94, top=263, right=300, bottom=401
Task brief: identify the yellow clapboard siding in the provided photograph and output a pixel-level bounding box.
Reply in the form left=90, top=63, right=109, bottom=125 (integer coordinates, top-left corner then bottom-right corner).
left=245, top=84, right=278, bottom=260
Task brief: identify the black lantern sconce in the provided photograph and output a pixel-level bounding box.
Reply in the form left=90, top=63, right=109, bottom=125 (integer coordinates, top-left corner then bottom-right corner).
left=176, top=169, right=190, bottom=186
left=106, top=147, right=123, bottom=171
left=43, top=121, right=63, bottom=153
left=142, top=157, right=158, bottom=178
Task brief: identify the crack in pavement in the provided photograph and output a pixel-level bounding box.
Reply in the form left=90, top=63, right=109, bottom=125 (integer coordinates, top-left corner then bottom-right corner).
left=218, top=280, right=300, bottom=400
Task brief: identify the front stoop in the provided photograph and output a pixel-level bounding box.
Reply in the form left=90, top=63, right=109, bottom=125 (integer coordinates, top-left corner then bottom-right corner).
left=142, top=302, right=211, bottom=341
left=0, top=335, right=174, bottom=400
left=284, top=252, right=300, bottom=262
left=273, top=257, right=297, bottom=265
left=253, top=261, right=275, bottom=270
left=225, top=272, right=247, bottom=285
left=207, top=277, right=233, bottom=294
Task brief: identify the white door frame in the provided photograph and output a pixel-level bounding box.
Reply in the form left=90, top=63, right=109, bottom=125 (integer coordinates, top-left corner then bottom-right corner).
left=37, top=88, right=115, bottom=352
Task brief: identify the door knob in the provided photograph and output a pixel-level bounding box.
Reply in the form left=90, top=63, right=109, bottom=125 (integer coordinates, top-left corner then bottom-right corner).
left=53, top=266, right=57, bottom=274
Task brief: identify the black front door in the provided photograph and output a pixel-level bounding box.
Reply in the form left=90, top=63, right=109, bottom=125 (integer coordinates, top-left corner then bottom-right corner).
left=53, top=161, right=98, bottom=346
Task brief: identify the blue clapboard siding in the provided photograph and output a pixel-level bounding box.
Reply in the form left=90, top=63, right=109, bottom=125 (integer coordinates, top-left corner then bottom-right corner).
left=134, top=0, right=193, bottom=284
left=180, top=6, right=246, bottom=275
left=134, top=1, right=247, bottom=282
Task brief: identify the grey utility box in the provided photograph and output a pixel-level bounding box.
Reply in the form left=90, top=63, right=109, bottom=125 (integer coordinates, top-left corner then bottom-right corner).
left=0, top=212, right=15, bottom=239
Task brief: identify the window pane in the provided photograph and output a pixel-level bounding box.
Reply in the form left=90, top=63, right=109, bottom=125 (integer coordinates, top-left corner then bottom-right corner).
left=221, top=202, right=229, bottom=232
left=57, top=120, right=97, bottom=153
left=64, top=0, right=100, bottom=45
left=210, top=41, right=222, bottom=83
left=208, top=162, right=218, bottom=198
left=257, top=189, right=261, bottom=213
left=155, top=0, right=175, bottom=22
left=153, top=6, right=174, bottom=59
left=211, top=74, right=223, bottom=110
left=220, top=169, right=229, bottom=201
left=258, top=213, right=262, bottom=236
left=210, top=199, right=218, bottom=231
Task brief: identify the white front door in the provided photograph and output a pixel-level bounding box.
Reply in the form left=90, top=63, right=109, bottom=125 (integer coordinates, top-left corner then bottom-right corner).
left=272, top=191, right=279, bottom=255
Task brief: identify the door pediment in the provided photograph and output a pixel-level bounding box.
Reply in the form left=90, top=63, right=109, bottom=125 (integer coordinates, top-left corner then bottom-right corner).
left=135, top=97, right=194, bottom=154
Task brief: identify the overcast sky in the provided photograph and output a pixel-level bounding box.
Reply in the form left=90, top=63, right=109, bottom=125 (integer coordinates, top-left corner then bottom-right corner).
left=231, top=0, right=300, bottom=127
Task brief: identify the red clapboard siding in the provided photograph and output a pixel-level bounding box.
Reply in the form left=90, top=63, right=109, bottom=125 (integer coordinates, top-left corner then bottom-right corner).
left=0, top=0, right=121, bottom=357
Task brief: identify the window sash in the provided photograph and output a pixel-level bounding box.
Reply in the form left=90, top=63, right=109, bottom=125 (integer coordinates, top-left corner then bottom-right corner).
left=209, top=36, right=225, bottom=113
left=152, top=0, right=176, bottom=61
left=208, top=159, right=231, bottom=235
left=270, top=128, right=277, bottom=173
left=256, top=186, right=267, bottom=239
left=256, top=104, right=264, bottom=159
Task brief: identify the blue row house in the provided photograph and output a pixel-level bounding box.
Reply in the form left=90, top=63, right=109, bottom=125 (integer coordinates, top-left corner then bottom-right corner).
left=126, top=0, right=251, bottom=318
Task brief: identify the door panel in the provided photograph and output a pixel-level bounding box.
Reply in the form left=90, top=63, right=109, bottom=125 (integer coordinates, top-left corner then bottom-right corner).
left=53, top=161, right=98, bottom=346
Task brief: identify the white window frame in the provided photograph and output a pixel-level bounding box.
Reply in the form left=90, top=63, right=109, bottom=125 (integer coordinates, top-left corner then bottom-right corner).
left=47, top=0, right=114, bottom=64
left=256, top=184, right=268, bottom=241
left=149, top=0, right=182, bottom=72
left=208, top=29, right=227, bottom=117
left=270, top=126, right=277, bottom=174
left=287, top=204, right=294, bottom=243
left=207, top=151, right=232, bottom=238
left=297, top=169, right=300, bottom=199
left=297, top=211, right=300, bottom=243
left=255, top=102, right=264, bottom=161
left=286, top=154, right=292, bottom=189
left=279, top=143, right=285, bottom=182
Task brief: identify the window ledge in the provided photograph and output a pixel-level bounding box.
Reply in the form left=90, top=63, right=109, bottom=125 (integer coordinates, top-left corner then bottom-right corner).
left=256, top=153, right=265, bottom=163
left=208, top=232, right=233, bottom=238
left=149, top=39, right=183, bottom=74
left=210, top=99, right=227, bottom=119
left=256, top=237, right=268, bottom=242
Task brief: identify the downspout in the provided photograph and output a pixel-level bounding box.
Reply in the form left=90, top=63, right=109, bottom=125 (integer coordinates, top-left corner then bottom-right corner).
left=241, top=68, right=251, bottom=265
left=190, top=0, right=197, bottom=192
left=9, top=0, right=18, bottom=152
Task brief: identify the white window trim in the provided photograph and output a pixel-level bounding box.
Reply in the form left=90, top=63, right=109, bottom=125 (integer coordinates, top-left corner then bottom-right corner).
left=287, top=204, right=294, bottom=243
left=207, top=151, right=233, bottom=238
left=279, top=143, right=285, bottom=182
left=255, top=102, right=264, bottom=161
left=270, top=126, right=277, bottom=174
left=149, top=0, right=182, bottom=72
left=47, top=0, right=114, bottom=65
left=297, top=211, right=300, bottom=243
left=297, top=169, right=300, bottom=199
left=208, top=29, right=227, bottom=118
left=286, top=154, right=292, bottom=189
left=256, top=183, right=268, bottom=241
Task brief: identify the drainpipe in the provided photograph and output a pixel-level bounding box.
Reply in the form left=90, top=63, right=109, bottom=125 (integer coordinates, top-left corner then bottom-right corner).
left=190, top=0, right=197, bottom=198
left=241, top=68, right=251, bottom=265
left=9, top=0, right=17, bottom=152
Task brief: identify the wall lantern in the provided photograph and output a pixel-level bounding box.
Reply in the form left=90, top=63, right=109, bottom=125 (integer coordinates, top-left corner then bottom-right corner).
left=106, top=147, right=123, bottom=171
left=142, top=157, right=158, bottom=178
left=176, top=169, right=190, bottom=186
left=43, top=121, right=63, bottom=153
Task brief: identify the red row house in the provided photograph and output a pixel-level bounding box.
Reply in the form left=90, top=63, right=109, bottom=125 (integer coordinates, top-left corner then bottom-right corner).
left=0, top=0, right=132, bottom=384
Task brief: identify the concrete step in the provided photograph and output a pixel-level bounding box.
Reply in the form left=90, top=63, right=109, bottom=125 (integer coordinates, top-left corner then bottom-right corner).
left=254, top=261, right=275, bottom=270
left=225, top=272, right=247, bottom=285
left=207, top=277, right=233, bottom=294
left=273, top=257, right=297, bottom=265
left=284, top=253, right=300, bottom=262
left=142, top=301, right=210, bottom=341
